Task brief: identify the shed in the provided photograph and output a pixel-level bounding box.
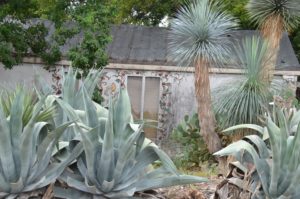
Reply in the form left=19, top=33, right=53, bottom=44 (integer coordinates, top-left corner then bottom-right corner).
left=0, top=24, right=299, bottom=146
left=101, top=25, right=300, bottom=144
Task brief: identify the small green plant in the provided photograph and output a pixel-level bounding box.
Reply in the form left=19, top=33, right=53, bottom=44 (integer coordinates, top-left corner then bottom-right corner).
left=171, top=113, right=214, bottom=169
left=214, top=108, right=300, bottom=198
left=92, top=87, right=104, bottom=104
left=272, top=85, right=300, bottom=109
left=0, top=86, right=54, bottom=126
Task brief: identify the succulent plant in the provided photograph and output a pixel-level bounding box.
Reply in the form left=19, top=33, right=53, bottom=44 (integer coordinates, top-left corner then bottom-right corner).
left=214, top=108, right=300, bottom=199
left=0, top=89, right=83, bottom=198
left=0, top=85, right=54, bottom=126
left=42, top=67, right=108, bottom=142
left=53, top=87, right=207, bottom=198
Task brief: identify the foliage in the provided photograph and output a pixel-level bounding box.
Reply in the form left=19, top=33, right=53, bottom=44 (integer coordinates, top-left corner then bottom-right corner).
left=214, top=108, right=300, bottom=199
left=92, top=87, right=104, bottom=105
left=53, top=87, right=207, bottom=198
left=0, top=20, right=62, bottom=69
left=213, top=36, right=271, bottom=130
left=171, top=113, right=214, bottom=168
left=38, top=67, right=108, bottom=141
left=0, top=86, right=54, bottom=126
left=272, top=82, right=300, bottom=110
left=112, top=0, right=183, bottom=26
left=168, top=0, right=238, bottom=67
left=246, top=0, right=300, bottom=31
left=0, top=0, right=113, bottom=73
left=0, top=88, right=82, bottom=198
left=291, top=27, right=300, bottom=61
left=222, top=0, right=256, bottom=29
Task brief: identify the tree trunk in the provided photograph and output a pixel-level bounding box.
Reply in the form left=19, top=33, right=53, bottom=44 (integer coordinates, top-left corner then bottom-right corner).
left=194, top=59, right=222, bottom=154
left=261, top=15, right=284, bottom=84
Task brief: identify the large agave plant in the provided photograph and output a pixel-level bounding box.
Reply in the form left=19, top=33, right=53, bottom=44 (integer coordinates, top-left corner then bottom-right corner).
left=214, top=108, right=300, bottom=199
left=54, top=87, right=207, bottom=198
left=0, top=89, right=82, bottom=198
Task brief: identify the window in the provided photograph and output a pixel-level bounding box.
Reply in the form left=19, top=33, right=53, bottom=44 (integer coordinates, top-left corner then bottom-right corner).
left=127, top=76, right=160, bottom=140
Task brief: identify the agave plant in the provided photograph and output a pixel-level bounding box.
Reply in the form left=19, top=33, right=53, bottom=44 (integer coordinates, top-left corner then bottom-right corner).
left=0, top=85, right=54, bottom=126
left=53, top=87, right=207, bottom=198
left=213, top=36, right=271, bottom=136
left=214, top=109, right=300, bottom=199
left=168, top=0, right=237, bottom=153
left=246, top=0, right=300, bottom=82
left=0, top=89, right=82, bottom=198
left=42, top=67, right=108, bottom=141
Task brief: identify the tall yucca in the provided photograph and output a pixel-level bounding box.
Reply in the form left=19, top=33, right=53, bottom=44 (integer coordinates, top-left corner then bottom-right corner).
left=246, top=0, right=300, bottom=82
left=168, top=0, right=237, bottom=153
left=214, top=36, right=271, bottom=137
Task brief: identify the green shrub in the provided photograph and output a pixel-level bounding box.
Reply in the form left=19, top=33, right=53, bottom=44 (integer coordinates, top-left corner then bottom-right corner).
left=171, top=113, right=214, bottom=168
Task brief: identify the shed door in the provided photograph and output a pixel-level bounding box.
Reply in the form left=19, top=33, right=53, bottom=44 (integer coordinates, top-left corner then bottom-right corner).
left=127, top=76, right=160, bottom=140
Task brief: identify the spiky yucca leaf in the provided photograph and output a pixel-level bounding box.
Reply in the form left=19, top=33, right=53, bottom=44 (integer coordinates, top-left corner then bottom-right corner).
left=168, top=0, right=238, bottom=67
left=247, top=0, right=300, bottom=31
left=54, top=88, right=207, bottom=199
left=213, top=36, right=271, bottom=131
left=0, top=89, right=83, bottom=198
left=214, top=109, right=300, bottom=198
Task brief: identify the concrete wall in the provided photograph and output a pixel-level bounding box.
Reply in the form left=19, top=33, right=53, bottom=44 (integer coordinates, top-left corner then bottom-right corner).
left=0, top=63, right=297, bottom=143
left=0, top=63, right=53, bottom=89
left=169, top=73, right=243, bottom=132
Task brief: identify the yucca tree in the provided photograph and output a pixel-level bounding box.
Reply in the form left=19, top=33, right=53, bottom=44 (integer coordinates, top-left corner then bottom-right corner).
left=246, top=0, right=300, bottom=82
left=168, top=0, right=237, bottom=153
left=213, top=36, right=271, bottom=139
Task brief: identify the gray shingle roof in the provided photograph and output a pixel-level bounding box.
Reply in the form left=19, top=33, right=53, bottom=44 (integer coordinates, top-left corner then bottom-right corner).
left=28, top=20, right=300, bottom=70
left=107, top=25, right=300, bottom=70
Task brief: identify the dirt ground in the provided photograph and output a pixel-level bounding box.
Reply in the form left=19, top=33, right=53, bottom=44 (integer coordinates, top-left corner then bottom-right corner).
left=135, top=176, right=222, bottom=199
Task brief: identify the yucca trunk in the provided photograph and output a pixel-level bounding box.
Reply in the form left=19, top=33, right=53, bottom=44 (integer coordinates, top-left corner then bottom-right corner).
left=194, top=59, right=222, bottom=154
left=260, top=15, right=284, bottom=83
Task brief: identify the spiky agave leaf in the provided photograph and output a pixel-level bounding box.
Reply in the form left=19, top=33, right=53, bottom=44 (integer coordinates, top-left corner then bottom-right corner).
left=247, top=0, right=300, bottom=31
left=55, top=87, right=207, bottom=199
left=0, top=89, right=83, bottom=197
left=168, top=0, right=238, bottom=67
left=214, top=108, right=300, bottom=198
left=213, top=35, right=271, bottom=130
left=44, top=67, right=108, bottom=141
left=0, top=85, right=54, bottom=126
